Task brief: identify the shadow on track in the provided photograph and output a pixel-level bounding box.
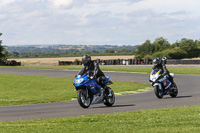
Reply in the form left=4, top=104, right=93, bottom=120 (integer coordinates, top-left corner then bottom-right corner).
left=164, top=95, right=192, bottom=99
left=92, top=104, right=135, bottom=109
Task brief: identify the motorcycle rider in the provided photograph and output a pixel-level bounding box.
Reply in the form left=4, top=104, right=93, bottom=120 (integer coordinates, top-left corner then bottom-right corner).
left=78, top=55, right=106, bottom=88
left=152, top=57, right=174, bottom=84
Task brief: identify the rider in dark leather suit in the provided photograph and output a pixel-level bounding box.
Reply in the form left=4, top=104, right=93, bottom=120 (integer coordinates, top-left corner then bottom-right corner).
left=152, top=57, right=174, bottom=84
left=78, top=55, right=106, bottom=86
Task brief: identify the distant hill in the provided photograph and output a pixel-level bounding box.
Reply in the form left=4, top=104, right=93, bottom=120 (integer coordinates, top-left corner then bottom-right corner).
left=5, top=45, right=138, bottom=58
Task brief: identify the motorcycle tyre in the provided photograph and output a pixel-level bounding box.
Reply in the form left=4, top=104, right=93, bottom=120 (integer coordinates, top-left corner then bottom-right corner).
left=77, top=89, right=92, bottom=108
left=154, top=85, right=163, bottom=99
left=170, top=83, right=178, bottom=98
left=104, top=87, right=115, bottom=106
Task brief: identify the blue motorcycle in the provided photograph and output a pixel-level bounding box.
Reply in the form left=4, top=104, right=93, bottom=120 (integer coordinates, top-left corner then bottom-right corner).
left=73, top=72, right=115, bottom=108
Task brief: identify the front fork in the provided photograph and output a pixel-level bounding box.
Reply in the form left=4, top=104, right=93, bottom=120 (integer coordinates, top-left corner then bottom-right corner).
left=153, top=83, right=173, bottom=95
left=104, top=86, right=110, bottom=95
left=153, top=83, right=162, bottom=90
left=153, top=83, right=164, bottom=94
left=84, top=88, right=89, bottom=98
left=76, top=87, right=89, bottom=98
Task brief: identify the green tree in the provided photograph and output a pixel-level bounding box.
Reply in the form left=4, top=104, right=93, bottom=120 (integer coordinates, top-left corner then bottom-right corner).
left=135, top=40, right=153, bottom=58
left=196, top=40, right=200, bottom=47
left=105, top=49, right=115, bottom=53
left=2, top=50, right=9, bottom=60
left=166, top=47, right=188, bottom=59
left=179, top=38, right=196, bottom=52
left=196, top=40, right=200, bottom=57
left=151, top=47, right=188, bottom=59
left=118, top=48, right=127, bottom=53
left=151, top=51, right=169, bottom=59
left=171, top=42, right=180, bottom=48
left=152, top=37, right=171, bottom=52
left=9, top=52, right=19, bottom=58
left=135, top=38, right=171, bottom=58
left=0, top=33, right=5, bottom=60
left=179, top=38, right=199, bottom=58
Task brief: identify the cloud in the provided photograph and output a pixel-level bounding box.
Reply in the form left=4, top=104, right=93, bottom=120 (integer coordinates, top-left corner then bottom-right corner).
left=76, top=13, right=91, bottom=26
left=0, top=14, right=6, bottom=20
left=89, top=0, right=123, bottom=3
left=49, top=0, right=73, bottom=9
left=1, top=0, right=200, bottom=45
left=0, top=0, right=16, bottom=6
left=132, top=0, right=200, bottom=15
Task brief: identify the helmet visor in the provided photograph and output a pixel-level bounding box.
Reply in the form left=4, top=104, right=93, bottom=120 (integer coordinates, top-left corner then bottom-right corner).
left=82, top=59, right=89, bottom=64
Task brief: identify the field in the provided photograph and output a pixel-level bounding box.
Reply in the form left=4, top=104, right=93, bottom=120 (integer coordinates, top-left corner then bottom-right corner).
left=1, top=105, right=200, bottom=133
left=9, top=55, right=135, bottom=66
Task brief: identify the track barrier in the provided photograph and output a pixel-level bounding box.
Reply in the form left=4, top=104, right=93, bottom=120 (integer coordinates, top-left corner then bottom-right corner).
left=58, top=58, right=200, bottom=65
left=0, top=60, right=21, bottom=66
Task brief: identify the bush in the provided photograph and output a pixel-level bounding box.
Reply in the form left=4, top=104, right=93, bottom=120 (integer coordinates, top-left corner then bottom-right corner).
left=187, top=48, right=200, bottom=58
left=143, top=54, right=152, bottom=59
left=151, top=47, right=188, bottom=59
left=151, top=51, right=169, bottom=58
left=105, top=49, right=115, bottom=53
left=134, top=55, right=142, bottom=59
left=166, top=47, right=188, bottom=59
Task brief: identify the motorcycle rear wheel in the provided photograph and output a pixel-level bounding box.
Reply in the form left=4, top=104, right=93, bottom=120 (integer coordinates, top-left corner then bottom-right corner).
left=104, top=87, right=115, bottom=106
left=154, top=85, right=163, bottom=99
left=77, top=89, right=92, bottom=108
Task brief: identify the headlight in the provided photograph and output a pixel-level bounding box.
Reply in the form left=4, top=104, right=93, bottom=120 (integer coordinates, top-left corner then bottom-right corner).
left=75, top=78, right=83, bottom=84
left=152, top=77, right=156, bottom=81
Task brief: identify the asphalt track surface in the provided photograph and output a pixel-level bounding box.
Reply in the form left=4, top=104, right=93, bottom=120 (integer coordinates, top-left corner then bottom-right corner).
left=0, top=68, right=200, bottom=121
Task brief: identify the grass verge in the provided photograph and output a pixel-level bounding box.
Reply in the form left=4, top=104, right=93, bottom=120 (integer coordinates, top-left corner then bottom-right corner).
left=0, top=74, right=151, bottom=106
left=1, top=65, right=200, bottom=74
left=0, top=105, right=200, bottom=133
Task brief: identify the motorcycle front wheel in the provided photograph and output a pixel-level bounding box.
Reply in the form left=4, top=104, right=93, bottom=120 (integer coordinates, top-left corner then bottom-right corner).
left=77, top=89, right=92, bottom=108
left=104, top=87, right=115, bottom=106
left=170, top=83, right=178, bottom=97
left=154, top=85, right=163, bottom=99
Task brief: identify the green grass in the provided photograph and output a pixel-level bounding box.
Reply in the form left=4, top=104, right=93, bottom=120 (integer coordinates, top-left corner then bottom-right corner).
left=1, top=105, right=200, bottom=133
left=1, top=65, right=200, bottom=74
left=0, top=74, right=151, bottom=106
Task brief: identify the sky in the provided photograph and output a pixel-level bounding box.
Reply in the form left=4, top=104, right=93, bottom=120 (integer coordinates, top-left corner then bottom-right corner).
left=0, top=0, right=200, bottom=46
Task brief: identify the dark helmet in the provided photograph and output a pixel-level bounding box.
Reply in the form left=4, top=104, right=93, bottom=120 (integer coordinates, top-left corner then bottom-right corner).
left=153, top=58, right=160, bottom=65
left=82, top=55, right=91, bottom=65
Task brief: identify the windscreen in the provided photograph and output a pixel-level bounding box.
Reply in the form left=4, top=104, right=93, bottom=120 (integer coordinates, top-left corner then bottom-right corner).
left=151, top=68, right=161, bottom=75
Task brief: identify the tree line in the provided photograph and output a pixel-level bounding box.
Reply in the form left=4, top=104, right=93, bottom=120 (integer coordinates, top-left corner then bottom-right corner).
left=135, top=37, right=200, bottom=59
left=1, top=32, right=200, bottom=59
